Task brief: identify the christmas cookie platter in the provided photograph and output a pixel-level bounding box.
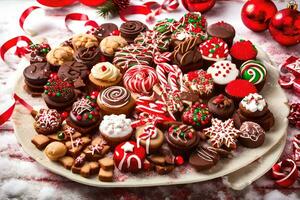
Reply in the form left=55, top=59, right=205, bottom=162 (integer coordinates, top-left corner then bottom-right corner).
left=11, top=12, right=289, bottom=187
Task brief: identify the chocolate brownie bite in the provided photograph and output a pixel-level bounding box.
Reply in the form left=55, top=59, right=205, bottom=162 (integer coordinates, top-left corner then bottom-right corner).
left=67, top=95, right=102, bottom=134
left=34, top=108, right=62, bottom=135
left=239, top=121, right=265, bottom=148
left=74, top=47, right=102, bottom=68
left=23, top=62, right=52, bottom=94
left=42, top=75, right=77, bottom=111
left=207, top=21, right=236, bottom=48
left=208, top=94, right=235, bottom=120
left=92, top=23, right=118, bottom=42
left=120, top=21, right=148, bottom=43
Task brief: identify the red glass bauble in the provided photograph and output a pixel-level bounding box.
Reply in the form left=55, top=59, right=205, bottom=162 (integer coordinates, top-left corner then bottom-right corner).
left=181, top=0, right=216, bottom=13
left=79, top=0, right=107, bottom=7
left=269, top=7, right=300, bottom=46
left=37, top=0, right=76, bottom=7
left=241, top=0, right=277, bottom=32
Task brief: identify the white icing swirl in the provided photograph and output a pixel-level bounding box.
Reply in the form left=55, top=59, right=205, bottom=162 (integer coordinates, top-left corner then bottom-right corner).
left=99, top=114, right=132, bottom=138
left=91, top=62, right=120, bottom=82
left=241, top=93, right=266, bottom=112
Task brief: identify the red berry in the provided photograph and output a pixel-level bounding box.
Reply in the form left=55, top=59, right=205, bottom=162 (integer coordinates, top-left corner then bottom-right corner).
left=61, top=111, right=69, bottom=119
left=50, top=73, right=57, bottom=78
left=91, top=91, right=99, bottom=96
left=175, top=156, right=184, bottom=165
left=76, top=115, right=82, bottom=121
left=101, top=65, right=107, bottom=71
left=111, top=29, right=120, bottom=36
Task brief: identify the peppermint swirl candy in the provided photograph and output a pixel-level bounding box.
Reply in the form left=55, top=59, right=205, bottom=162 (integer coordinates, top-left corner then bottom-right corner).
left=99, top=86, right=130, bottom=108
left=240, top=60, right=267, bottom=85
left=123, top=65, right=158, bottom=95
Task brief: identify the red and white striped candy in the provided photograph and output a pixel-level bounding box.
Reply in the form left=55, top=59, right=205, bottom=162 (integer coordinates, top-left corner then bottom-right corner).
left=154, top=52, right=172, bottom=64
left=272, top=158, right=298, bottom=187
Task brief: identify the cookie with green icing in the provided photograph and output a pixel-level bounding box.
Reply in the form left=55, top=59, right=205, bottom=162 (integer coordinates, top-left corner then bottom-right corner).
left=240, top=60, right=267, bottom=91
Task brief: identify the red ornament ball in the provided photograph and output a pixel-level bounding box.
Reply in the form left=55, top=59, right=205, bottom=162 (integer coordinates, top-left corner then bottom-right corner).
left=37, top=0, right=76, bottom=7
left=181, top=0, right=216, bottom=13
left=241, top=0, right=277, bottom=32
left=269, top=7, right=300, bottom=46
left=79, top=0, right=107, bottom=7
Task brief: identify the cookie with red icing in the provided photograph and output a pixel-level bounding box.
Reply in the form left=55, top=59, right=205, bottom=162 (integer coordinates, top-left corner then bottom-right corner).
left=113, top=141, right=146, bottom=173
left=182, top=102, right=212, bottom=130
left=199, top=37, right=229, bottom=68
left=225, top=79, right=257, bottom=103
left=230, top=40, right=257, bottom=67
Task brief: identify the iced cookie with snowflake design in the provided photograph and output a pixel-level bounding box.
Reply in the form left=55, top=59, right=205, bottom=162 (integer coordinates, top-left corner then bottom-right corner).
left=189, top=145, right=220, bottom=171
left=203, top=118, right=240, bottom=150
left=66, top=95, right=102, bottom=134
left=238, top=121, right=265, bottom=148
left=182, top=102, right=212, bottom=130
left=114, top=141, right=146, bottom=173
left=207, top=60, right=239, bottom=89
left=239, top=93, right=268, bottom=118
left=135, top=125, right=164, bottom=154
left=99, top=114, right=133, bottom=145
left=33, top=109, right=62, bottom=135
left=183, top=70, right=214, bottom=99
left=166, top=124, right=200, bottom=158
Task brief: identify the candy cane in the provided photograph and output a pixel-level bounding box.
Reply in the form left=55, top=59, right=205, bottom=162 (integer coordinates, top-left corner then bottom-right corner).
left=272, top=158, right=298, bottom=187
left=154, top=52, right=172, bottom=64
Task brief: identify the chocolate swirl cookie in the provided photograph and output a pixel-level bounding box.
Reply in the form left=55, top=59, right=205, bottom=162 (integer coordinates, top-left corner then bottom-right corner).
left=58, top=61, right=89, bottom=87
left=120, top=21, right=148, bottom=43
left=173, top=37, right=202, bottom=67
left=74, top=47, right=101, bottom=68
left=93, top=23, right=118, bottom=42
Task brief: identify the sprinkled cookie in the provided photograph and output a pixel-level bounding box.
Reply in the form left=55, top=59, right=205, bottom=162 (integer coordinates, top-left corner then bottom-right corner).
left=239, top=93, right=268, bottom=118
left=230, top=40, right=257, bottom=67
left=239, top=121, right=265, bottom=148
left=29, top=42, right=51, bottom=64
left=34, top=109, right=62, bottom=135
left=225, top=79, right=257, bottom=103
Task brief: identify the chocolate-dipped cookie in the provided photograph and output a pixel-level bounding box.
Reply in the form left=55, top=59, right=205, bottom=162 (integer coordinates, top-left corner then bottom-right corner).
left=93, top=23, right=118, bottom=42
left=67, top=95, right=102, bottom=134
left=189, top=145, right=219, bottom=171
left=207, top=21, right=236, bottom=48
left=23, top=62, right=52, bottom=93
left=74, top=47, right=102, bottom=68
left=34, top=108, right=62, bottom=135
left=58, top=61, right=89, bottom=88
left=173, top=37, right=202, bottom=73
left=120, top=21, right=148, bottom=43
left=29, top=42, right=51, bottom=64
left=239, top=121, right=265, bottom=148
left=42, top=76, right=77, bottom=111
left=166, top=124, right=200, bottom=158
left=208, top=94, right=235, bottom=120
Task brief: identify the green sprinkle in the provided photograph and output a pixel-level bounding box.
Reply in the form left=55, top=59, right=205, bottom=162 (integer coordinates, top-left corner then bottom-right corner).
left=56, top=92, right=61, bottom=97
left=46, top=82, right=50, bottom=86
left=179, top=132, right=185, bottom=138
left=86, top=95, right=91, bottom=99
left=88, top=114, right=93, bottom=119
left=44, top=90, right=48, bottom=94
left=57, top=131, right=65, bottom=140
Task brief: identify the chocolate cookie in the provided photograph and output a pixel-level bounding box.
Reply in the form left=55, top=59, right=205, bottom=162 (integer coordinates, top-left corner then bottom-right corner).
left=239, top=93, right=268, bottom=118
left=34, top=109, right=62, bottom=135
left=74, top=47, right=102, bottom=68
left=189, top=145, right=219, bottom=171
left=23, top=62, right=52, bottom=93
left=93, top=23, right=118, bottom=42
left=29, top=43, right=51, bottom=64
left=207, top=21, right=236, bottom=48
left=58, top=61, right=89, bottom=87
left=208, top=94, right=235, bottom=120
left=239, top=121, right=265, bottom=148
left=120, top=21, right=148, bottom=43
left=173, top=37, right=202, bottom=73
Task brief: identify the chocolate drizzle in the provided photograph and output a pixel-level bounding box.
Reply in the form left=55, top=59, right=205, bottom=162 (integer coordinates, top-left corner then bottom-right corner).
left=120, top=21, right=148, bottom=43
left=100, top=86, right=131, bottom=108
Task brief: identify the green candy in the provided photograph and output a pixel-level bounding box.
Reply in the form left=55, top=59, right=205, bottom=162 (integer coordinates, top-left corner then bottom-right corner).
left=57, top=131, right=65, bottom=140
left=240, top=60, right=266, bottom=85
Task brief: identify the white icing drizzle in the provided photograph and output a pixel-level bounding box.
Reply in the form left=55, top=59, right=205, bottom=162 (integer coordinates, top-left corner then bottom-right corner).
left=117, top=142, right=142, bottom=170
left=241, top=93, right=266, bottom=112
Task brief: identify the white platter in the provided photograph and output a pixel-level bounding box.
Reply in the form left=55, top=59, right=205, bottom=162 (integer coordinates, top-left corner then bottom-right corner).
left=12, top=47, right=289, bottom=188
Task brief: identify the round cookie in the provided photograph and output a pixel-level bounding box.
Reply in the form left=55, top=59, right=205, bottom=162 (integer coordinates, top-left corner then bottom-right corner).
left=113, top=44, right=153, bottom=72
left=34, top=109, right=62, bottom=135
left=45, top=141, right=67, bottom=161
left=189, top=145, right=219, bottom=171
left=135, top=125, right=164, bottom=154
left=46, top=46, right=74, bottom=71
left=179, top=12, right=207, bottom=35
left=74, top=47, right=102, bottom=68
left=88, top=62, right=122, bottom=90
left=97, top=86, right=135, bottom=116
left=120, top=20, right=148, bottom=43
left=199, top=37, right=229, bottom=68
left=239, top=121, right=265, bottom=148
left=207, top=60, right=239, bottom=89
left=207, top=21, right=236, bottom=47
left=230, top=40, right=257, bottom=67
left=208, top=94, right=235, bottom=120
left=114, top=141, right=146, bottom=173
left=99, top=36, right=128, bottom=59
left=99, top=114, right=133, bottom=145
left=72, top=33, right=99, bottom=50
left=123, top=65, right=158, bottom=95
left=23, top=62, right=52, bottom=93
left=57, top=61, right=89, bottom=87
left=92, top=23, right=119, bottom=42
left=239, top=93, right=268, bottom=118
left=183, top=70, right=214, bottom=99
left=166, top=124, right=200, bottom=157
left=182, top=102, right=212, bottom=130
left=225, top=79, right=257, bottom=103
left=240, top=60, right=267, bottom=92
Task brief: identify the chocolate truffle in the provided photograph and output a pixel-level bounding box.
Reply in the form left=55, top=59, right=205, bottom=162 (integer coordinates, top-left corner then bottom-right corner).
left=207, top=21, right=236, bottom=47
left=189, top=145, right=219, bottom=171
left=208, top=94, right=235, bottom=120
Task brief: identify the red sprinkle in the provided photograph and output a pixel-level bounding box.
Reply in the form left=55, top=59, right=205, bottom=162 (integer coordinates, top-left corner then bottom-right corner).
left=225, top=79, right=257, bottom=98
left=175, top=156, right=184, bottom=165
left=230, top=40, right=257, bottom=60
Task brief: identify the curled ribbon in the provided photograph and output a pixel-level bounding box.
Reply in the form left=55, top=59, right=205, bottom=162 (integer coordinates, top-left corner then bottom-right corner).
left=272, top=158, right=298, bottom=187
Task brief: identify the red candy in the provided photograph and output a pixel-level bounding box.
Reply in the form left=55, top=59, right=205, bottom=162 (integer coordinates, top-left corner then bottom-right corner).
left=272, top=159, right=298, bottom=187
left=61, top=111, right=69, bottom=120
left=111, top=29, right=120, bottom=36
left=175, top=156, right=184, bottom=165
left=230, top=40, right=257, bottom=60
left=114, top=141, right=146, bottom=173
left=225, top=79, right=257, bottom=98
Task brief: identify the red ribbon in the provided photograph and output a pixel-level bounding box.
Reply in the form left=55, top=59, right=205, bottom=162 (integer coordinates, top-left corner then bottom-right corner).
left=272, top=158, right=298, bottom=187
left=19, top=6, right=41, bottom=34
left=0, top=36, right=32, bottom=61
left=65, top=13, right=90, bottom=32
left=0, top=94, right=33, bottom=126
